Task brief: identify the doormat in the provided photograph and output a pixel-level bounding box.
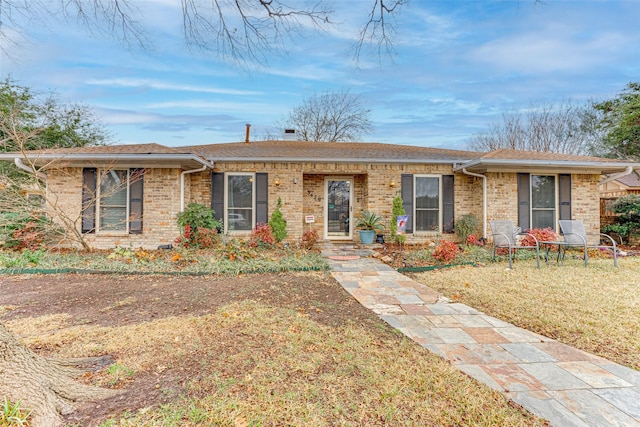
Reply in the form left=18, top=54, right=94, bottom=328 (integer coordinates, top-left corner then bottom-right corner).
left=328, top=255, right=360, bottom=261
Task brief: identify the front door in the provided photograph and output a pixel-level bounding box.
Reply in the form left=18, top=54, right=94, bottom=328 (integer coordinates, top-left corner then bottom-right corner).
left=325, top=177, right=353, bottom=240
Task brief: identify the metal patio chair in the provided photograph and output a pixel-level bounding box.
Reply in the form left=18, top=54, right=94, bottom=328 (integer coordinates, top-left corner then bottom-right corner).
left=558, top=220, right=618, bottom=267
left=489, top=220, right=540, bottom=269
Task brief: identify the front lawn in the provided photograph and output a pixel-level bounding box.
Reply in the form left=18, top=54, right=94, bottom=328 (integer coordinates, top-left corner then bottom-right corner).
left=411, top=257, right=640, bottom=371
left=1, top=272, right=546, bottom=426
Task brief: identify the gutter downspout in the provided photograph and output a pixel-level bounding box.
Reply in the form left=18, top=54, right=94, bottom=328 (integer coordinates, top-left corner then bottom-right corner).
left=180, top=163, right=212, bottom=212
left=462, top=168, right=487, bottom=238
left=599, top=166, right=634, bottom=186
left=15, top=157, right=47, bottom=180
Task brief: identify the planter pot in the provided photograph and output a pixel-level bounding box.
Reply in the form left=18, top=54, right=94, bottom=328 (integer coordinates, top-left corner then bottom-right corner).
left=358, top=229, right=375, bottom=245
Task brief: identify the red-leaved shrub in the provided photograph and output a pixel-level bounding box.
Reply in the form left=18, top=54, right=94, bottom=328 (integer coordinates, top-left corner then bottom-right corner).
left=520, top=227, right=558, bottom=248
left=250, top=223, right=276, bottom=248
left=432, top=240, right=460, bottom=263
left=466, top=234, right=485, bottom=246
left=300, top=229, right=319, bottom=249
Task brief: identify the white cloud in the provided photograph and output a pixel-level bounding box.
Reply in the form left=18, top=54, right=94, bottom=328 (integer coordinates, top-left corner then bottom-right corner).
left=471, top=23, right=629, bottom=74
left=85, top=78, right=262, bottom=96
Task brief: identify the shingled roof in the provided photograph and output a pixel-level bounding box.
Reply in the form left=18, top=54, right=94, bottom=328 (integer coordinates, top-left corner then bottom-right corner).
left=16, top=143, right=188, bottom=155
left=182, top=140, right=482, bottom=163
left=1, top=140, right=639, bottom=174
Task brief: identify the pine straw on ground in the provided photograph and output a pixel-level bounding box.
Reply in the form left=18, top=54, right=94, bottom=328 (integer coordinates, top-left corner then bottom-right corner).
left=2, top=273, right=546, bottom=427
left=411, top=256, right=640, bottom=371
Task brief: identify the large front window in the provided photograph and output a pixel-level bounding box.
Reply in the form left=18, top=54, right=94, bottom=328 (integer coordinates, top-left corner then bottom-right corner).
left=98, top=169, right=129, bottom=232
left=415, top=176, right=440, bottom=232
left=226, top=174, right=254, bottom=231
left=531, top=175, right=556, bottom=229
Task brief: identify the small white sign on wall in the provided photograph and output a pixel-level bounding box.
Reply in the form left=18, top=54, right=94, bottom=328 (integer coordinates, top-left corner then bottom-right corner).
left=305, top=215, right=315, bottom=223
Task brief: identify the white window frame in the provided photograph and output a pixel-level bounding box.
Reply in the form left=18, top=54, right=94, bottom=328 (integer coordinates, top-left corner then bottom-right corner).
left=224, top=172, right=255, bottom=234
left=530, top=174, right=558, bottom=230
left=414, top=175, right=442, bottom=234
left=96, top=169, right=130, bottom=234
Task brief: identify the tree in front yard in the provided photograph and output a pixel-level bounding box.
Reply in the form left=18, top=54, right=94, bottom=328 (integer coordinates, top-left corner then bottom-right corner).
left=593, top=82, right=640, bottom=160
left=0, top=322, right=120, bottom=427
left=0, top=78, right=115, bottom=250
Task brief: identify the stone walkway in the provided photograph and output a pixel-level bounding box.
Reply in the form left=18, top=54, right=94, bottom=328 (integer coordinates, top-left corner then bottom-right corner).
left=321, top=244, right=640, bottom=427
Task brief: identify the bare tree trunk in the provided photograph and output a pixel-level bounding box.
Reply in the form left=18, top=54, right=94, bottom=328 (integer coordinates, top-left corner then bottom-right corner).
left=0, top=323, right=119, bottom=427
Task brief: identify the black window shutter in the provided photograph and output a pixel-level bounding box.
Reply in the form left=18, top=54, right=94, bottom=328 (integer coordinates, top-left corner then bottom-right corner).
left=81, top=168, right=96, bottom=234
left=401, top=174, right=413, bottom=233
left=559, top=174, right=572, bottom=221
left=442, top=175, right=455, bottom=233
left=211, top=172, right=224, bottom=222
left=129, top=168, right=144, bottom=234
left=517, top=173, right=531, bottom=230
left=255, top=173, right=268, bottom=225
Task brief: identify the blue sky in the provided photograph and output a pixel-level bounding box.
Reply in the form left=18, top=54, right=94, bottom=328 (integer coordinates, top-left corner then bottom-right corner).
left=1, top=0, right=639, bottom=150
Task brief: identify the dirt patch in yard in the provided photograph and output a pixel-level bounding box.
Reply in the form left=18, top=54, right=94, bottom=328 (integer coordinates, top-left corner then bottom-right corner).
left=0, top=272, right=379, bottom=425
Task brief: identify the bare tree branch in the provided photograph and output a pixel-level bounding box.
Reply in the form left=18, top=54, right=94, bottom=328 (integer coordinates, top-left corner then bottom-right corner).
left=0, top=0, right=408, bottom=67
left=352, top=0, right=405, bottom=63
left=467, top=101, right=604, bottom=156
left=281, top=89, right=374, bottom=142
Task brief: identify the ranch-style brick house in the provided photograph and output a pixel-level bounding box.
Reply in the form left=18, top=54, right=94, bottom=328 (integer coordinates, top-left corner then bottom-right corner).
left=2, top=140, right=639, bottom=249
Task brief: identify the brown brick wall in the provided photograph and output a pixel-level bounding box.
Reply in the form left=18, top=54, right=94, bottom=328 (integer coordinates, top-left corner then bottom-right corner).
left=47, top=167, right=182, bottom=249
left=485, top=172, right=601, bottom=244
left=202, top=162, right=479, bottom=244
left=43, top=164, right=603, bottom=249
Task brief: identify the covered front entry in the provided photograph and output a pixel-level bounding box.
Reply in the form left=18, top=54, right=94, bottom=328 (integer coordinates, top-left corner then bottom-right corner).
left=324, top=176, right=353, bottom=240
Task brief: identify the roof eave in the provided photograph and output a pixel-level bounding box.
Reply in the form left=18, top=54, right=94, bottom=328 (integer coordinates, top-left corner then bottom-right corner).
left=206, top=156, right=474, bottom=164
left=453, top=159, right=640, bottom=173
left=0, top=153, right=214, bottom=169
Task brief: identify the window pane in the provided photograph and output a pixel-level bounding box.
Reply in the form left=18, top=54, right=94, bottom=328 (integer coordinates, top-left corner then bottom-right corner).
left=415, top=177, right=439, bottom=209
left=531, top=175, right=555, bottom=209
left=532, top=210, right=555, bottom=230
left=227, top=209, right=252, bottom=231
left=228, top=175, right=253, bottom=208
left=227, top=175, right=253, bottom=231
left=100, top=170, right=127, bottom=231
left=416, top=210, right=439, bottom=232
left=100, top=207, right=127, bottom=230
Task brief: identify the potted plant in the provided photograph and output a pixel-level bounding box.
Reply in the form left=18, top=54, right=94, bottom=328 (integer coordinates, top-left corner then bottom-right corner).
left=355, top=210, right=385, bottom=244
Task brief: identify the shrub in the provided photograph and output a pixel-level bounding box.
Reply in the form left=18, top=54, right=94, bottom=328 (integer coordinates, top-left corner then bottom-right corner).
left=455, top=213, right=478, bottom=244
left=601, top=223, right=628, bottom=242
left=431, top=240, right=460, bottom=263
left=389, top=193, right=406, bottom=244
left=1, top=214, right=59, bottom=251
left=175, top=203, right=221, bottom=248
left=300, top=229, right=319, bottom=249
left=250, top=223, right=276, bottom=248
left=604, top=194, right=640, bottom=241
left=520, top=227, right=558, bottom=248
left=269, top=197, right=287, bottom=242
left=466, top=233, right=485, bottom=246
left=177, top=203, right=220, bottom=230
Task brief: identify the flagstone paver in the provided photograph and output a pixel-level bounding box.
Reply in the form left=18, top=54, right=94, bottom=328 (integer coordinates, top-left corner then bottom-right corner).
left=322, top=245, right=640, bottom=427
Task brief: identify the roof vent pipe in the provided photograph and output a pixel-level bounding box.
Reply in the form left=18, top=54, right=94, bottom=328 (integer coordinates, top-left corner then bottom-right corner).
left=245, top=123, right=251, bottom=143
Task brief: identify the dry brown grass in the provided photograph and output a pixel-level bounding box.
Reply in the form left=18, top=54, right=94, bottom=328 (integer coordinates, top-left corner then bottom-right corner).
left=6, top=301, right=546, bottom=426
left=413, top=256, right=640, bottom=371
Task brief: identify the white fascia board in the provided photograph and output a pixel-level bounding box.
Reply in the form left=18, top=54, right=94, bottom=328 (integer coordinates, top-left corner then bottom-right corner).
left=205, top=156, right=474, bottom=164
left=453, top=158, right=640, bottom=172
left=0, top=153, right=213, bottom=169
